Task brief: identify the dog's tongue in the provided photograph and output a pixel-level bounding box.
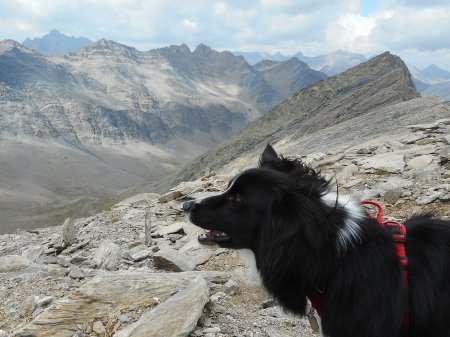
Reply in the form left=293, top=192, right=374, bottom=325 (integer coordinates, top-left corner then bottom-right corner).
left=198, top=230, right=229, bottom=245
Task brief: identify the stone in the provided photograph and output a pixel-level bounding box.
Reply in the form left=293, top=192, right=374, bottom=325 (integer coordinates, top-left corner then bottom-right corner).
left=117, top=314, right=131, bottom=323
left=153, top=248, right=196, bottom=272
left=93, top=240, right=122, bottom=271
left=130, top=250, right=152, bottom=262
left=157, top=222, right=185, bottom=237
left=62, top=218, right=76, bottom=246
left=336, top=164, right=358, bottom=184
left=158, top=190, right=183, bottom=203
left=407, top=155, right=433, bottom=169
left=416, top=138, right=436, bottom=145
left=35, top=297, right=54, bottom=311
left=223, top=279, right=241, bottom=295
left=416, top=191, right=442, bottom=205
left=0, top=255, right=31, bottom=273
left=92, top=321, right=106, bottom=334
left=68, top=266, right=85, bottom=279
left=61, top=237, right=90, bottom=255
left=359, top=153, right=405, bottom=173
left=439, top=147, right=449, bottom=163
left=384, top=189, right=403, bottom=204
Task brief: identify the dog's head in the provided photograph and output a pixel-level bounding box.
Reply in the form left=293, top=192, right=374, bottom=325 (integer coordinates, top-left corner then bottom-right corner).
left=183, top=145, right=330, bottom=251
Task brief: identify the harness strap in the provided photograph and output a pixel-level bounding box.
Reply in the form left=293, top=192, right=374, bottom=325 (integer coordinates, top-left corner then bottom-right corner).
left=360, top=200, right=409, bottom=332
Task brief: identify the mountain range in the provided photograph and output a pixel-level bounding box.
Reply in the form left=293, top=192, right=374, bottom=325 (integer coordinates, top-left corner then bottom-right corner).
left=21, top=30, right=450, bottom=100
left=0, top=38, right=325, bottom=232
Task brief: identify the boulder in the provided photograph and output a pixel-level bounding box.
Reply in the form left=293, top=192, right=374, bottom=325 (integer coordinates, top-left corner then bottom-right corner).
left=113, top=277, right=209, bottom=337
left=93, top=240, right=122, bottom=271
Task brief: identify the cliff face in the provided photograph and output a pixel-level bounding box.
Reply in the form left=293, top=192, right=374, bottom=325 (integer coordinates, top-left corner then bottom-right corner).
left=0, top=39, right=325, bottom=145
left=169, top=52, right=422, bottom=185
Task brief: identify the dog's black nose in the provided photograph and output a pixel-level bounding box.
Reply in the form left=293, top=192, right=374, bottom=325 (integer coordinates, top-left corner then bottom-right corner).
left=183, top=200, right=196, bottom=212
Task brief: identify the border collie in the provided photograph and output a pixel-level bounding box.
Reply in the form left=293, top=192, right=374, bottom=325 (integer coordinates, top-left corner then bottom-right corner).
left=183, top=145, right=450, bottom=337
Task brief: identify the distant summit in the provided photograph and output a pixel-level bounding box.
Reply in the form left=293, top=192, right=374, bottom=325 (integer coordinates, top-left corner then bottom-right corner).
left=23, top=29, right=92, bottom=55
left=233, top=49, right=367, bottom=75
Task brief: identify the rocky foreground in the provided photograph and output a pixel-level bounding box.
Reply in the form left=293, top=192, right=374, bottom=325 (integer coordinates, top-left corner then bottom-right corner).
left=1, top=117, right=449, bottom=337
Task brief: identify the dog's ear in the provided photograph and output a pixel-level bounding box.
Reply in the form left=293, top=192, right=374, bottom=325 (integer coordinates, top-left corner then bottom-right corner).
left=260, top=144, right=279, bottom=167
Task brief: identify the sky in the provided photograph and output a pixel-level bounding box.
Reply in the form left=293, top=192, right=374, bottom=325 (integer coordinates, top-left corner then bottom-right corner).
left=1, top=0, right=450, bottom=70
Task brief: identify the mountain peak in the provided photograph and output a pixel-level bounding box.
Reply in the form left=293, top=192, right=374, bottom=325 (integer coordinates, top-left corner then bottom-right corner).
left=22, top=30, right=92, bottom=55
left=0, top=39, right=35, bottom=54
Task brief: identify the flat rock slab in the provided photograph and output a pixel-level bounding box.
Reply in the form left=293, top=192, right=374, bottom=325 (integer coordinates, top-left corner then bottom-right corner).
left=407, top=154, right=433, bottom=168
left=13, top=271, right=219, bottom=337
left=0, top=255, right=32, bottom=273
left=114, top=277, right=208, bottom=337
left=153, top=248, right=196, bottom=272
left=359, top=153, right=405, bottom=173
left=157, top=222, right=185, bottom=237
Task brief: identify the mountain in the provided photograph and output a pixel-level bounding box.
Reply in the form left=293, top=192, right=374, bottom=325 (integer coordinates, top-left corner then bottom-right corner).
left=166, top=52, right=421, bottom=186
left=409, top=63, right=450, bottom=85
left=421, top=81, right=450, bottom=100
left=295, top=50, right=368, bottom=75
left=23, top=29, right=93, bottom=55
left=232, top=51, right=290, bottom=65
left=0, top=39, right=325, bottom=232
left=234, top=49, right=367, bottom=76
left=253, top=58, right=326, bottom=98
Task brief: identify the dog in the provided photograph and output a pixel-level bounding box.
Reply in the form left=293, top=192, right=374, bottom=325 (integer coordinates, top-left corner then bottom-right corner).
left=183, top=144, right=450, bottom=337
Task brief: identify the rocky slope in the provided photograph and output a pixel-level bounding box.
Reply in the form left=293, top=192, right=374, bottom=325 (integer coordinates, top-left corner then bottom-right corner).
left=0, top=114, right=448, bottom=337
left=0, top=39, right=325, bottom=233
left=167, top=51, right=421, bottom=187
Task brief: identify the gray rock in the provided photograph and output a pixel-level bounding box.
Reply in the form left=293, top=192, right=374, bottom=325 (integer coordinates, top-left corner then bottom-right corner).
left=130, top=250, right=152, bottom=262
left=0, top=255, right=32, bottom=273
left=416, top=191, right=442, bottom=205
left=359, top=153, right=405, bottom=173
left=153, top=248, right=196, bottom=272
left=384, top=189, right=403, bottom=204
left=92, top=321, right=106, bottom=334
left=68, top=266, right=85, bottom=279
left=158, top=191, right=183, bottom=203
left=407, top=155, right=433, bottom=169
left=336, top=164, right=358, bottom=184
left=439, top=147, right=449, bottom=163
left=113, top=276, right=209, bottom=337
left=157, top=222, right=185, bottom=237
left=93, top=240, right=122, bottom=271
left=62, top=218, right=76, bottom=246
left=35, top=297, right=54, bottom=310
left=223, top=279, right=241, bottom=295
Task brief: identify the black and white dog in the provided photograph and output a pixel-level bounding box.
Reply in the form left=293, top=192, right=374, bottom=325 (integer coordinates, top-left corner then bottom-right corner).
left=183, top=145, right=450, bottom=337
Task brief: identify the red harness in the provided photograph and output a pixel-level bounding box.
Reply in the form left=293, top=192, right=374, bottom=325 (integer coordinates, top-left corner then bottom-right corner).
left=308, top=200, right=409, bottom=330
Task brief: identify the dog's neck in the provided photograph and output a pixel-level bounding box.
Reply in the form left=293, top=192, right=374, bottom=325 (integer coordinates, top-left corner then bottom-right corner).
left=321, top=192, right=365, bottom=253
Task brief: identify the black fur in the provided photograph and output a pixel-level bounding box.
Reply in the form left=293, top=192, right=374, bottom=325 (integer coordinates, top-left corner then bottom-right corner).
left=183, top=145, right=450, bottom=337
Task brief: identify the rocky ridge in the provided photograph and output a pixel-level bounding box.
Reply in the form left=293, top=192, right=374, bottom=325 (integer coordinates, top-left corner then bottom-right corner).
left=167, top=51, right=421, bottom=188
left=1, top=116, right=449, bottom=337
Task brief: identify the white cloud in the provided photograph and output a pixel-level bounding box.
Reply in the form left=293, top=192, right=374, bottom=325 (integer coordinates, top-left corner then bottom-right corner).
left=1, top=0, right=450, bottom=69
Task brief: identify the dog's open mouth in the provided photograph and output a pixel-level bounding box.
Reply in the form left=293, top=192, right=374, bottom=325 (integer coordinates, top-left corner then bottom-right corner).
left=198, top=230, right=230, bottom=245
